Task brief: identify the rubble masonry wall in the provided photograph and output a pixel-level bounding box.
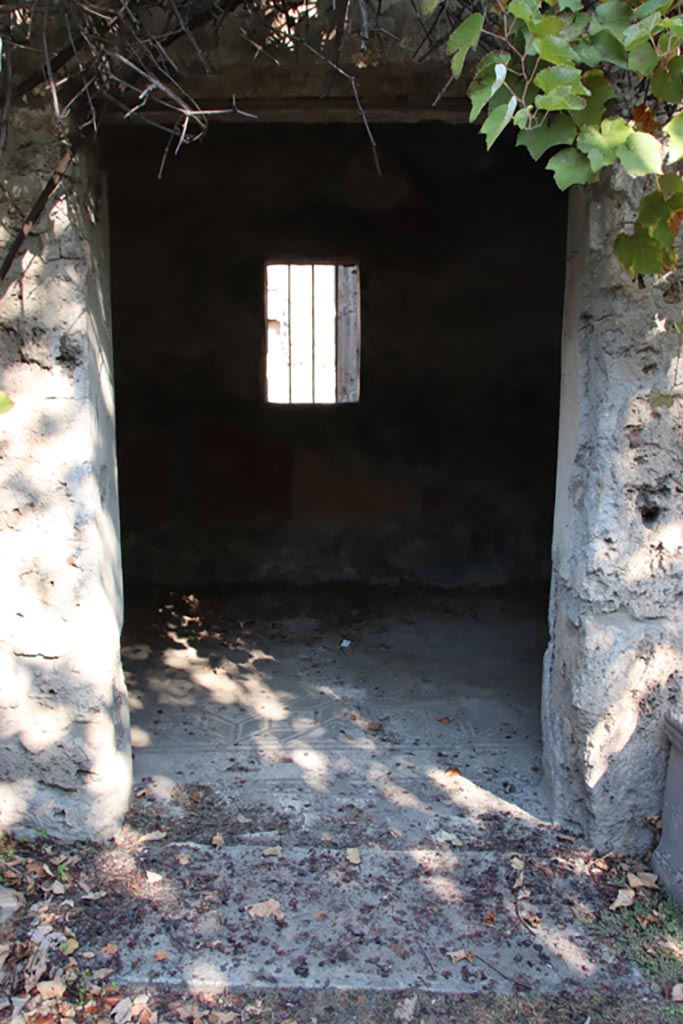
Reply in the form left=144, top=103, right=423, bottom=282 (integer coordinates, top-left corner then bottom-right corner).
left=0, top=108, right=130, bottom=839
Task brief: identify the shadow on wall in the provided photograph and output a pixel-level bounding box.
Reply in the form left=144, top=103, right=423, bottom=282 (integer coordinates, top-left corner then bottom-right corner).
left=0, top=132, right=130, bottom=840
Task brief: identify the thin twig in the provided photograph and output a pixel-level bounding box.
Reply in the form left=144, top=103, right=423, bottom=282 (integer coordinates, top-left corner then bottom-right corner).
left=473, top=951, right=533, bottom=991
left=322, top=0, right=349, bottom=98
left=169, top=0, right=212, bottom=73
left=42, top=0, right=67, bottom=139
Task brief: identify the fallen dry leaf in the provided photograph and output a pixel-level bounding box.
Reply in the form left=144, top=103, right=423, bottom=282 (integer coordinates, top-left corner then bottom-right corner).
left=211, top=834, right=225, bottom=850
left=191, top=791, right=203, bottom=804
left=92, top=968, right=114, bottom=980
left=81, top=889, right=106, bottom=901
left=393, top=995, right=418, bottom=1022
left=101, top=943, right=118, bottom=956
left=35, top=978, right=66, bottom=1000
left=446, top=949, right=475, bottom=964
left=111, top=996, right=133, bottom=1024
left=346, top=847, right=361, bottom=865
left=246, top=898, right=283, bottom=920
left=145, top=871, right=163, bottom=884
left=61, top=938, right=79, bottom=955
left=388, top=827, right=403, bottom=838
left=154, top=950, right=169, bottom=961
left=262, top=846, right=282, bottom=857
left=320, top=832, right=333, bottom=842
left=138, top=831, right=167, bottom=844
left=510, top=856, right=525, bottom=872
left=483, top=910, right=496, bottom=926
left=367, top=722, right=382, bottom=732
left=313, top=910, right=327, bottom=921
left=438, top=716, right=454, bottom=724
left=628, top=871, right=658, bottom=890
left=176, top=854, right=191, bottom=866
left=610, top=887, right=636, bottom=910
left=671, top=984, right=683, bottom=1002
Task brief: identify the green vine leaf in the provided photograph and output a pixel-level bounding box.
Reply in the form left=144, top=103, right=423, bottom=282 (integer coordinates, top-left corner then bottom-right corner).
left=467, top=54, right=510, bottom=120
left=446, top=11, right=484, bottom=77
left=665, top=112, right=683, bottom=163
left=575, top=30, right=628, bottom=68
left=535, top=65, right=591, bottom=110
left=441, top=0, right=683, bottom=279
left=421, top=0, right=441, bottom=16
left=508, top=0, right=541, bottom=26
left=614, top=226, right=669, bottom=274
left=627, top=40, right=659, bottom=76
left=570, top=69, right=616, bottom=127
left=516, top=113, right=578, bottom=159
left=637, top=191, right=683, bottom=248
left=534, top=34, right=578, bottom=67
left=652, top=60, right=683, bottom=103
left=638, top=0, right=674, bottom=18
left=589, top=1, right=631, bottom=44
left=546, top=147, right=596, bottom=189
left=617, top=131, right=663, bottom=176
left=623, top=12, right=663, bottom=50
left=0, top=391, right=13, bottom=415
left=658, top=172, right=683, bottom=196
left=577, top=118, right=632, bottom=172
left=481, top=95, right=518, bottom=149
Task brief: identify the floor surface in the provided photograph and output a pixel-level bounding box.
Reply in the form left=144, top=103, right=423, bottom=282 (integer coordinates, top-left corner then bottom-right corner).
left=115, top=586, right=648, bottom=996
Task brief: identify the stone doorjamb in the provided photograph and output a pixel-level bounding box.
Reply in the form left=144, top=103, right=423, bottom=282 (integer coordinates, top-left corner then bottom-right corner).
left=543, top=172, right=683, bottom=855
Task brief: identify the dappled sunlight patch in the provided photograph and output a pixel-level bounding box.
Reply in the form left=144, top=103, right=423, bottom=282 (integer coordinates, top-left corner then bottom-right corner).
left=0, top=778, right=35, bottom=829
left=185, top=959, right=231, bottom=994
left=130, top=725, right=152, bottom=748
left=366, top=764, right=430, bottom=813
left=290, top=747, right=329, bottom=790
left=409, top=849, right=464, bottom=906
left=427, top=767, right=546, bottom=826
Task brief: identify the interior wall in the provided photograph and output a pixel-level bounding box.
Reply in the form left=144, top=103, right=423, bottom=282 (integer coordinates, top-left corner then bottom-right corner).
left=104, top=122, right=566, bottom=589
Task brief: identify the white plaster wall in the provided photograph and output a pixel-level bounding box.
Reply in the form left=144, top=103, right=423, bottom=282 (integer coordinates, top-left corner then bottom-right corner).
left=544, top=174, right=683, bottom=854
left=0, top=109, right=130, bottom=839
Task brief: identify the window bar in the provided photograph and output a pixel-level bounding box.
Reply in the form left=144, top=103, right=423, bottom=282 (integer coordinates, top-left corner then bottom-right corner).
left=287, top=263, right=292, bottom=404
left=311, top=265, right=316, bottom=404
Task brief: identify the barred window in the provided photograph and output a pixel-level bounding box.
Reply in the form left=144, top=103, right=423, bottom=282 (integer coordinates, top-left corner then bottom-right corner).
left=265, top=262, right=361, bottom=404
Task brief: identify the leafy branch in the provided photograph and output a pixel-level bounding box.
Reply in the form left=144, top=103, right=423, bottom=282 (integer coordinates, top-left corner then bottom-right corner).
left=431, top=0, right=683, bottom=279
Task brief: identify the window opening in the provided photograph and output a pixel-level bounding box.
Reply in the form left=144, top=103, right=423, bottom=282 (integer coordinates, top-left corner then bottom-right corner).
left=266, top=262, right=361, bottom=404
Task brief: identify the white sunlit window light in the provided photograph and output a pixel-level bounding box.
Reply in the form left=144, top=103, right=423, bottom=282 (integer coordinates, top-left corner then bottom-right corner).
left=265, top=262, right=361, bottom=404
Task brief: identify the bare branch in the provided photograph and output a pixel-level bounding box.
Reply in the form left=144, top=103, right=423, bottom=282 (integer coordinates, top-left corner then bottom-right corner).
left=0, top=147, right=72, bottom=283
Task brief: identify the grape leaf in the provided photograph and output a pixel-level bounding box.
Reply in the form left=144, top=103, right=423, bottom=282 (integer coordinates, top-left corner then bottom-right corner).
left=614, top=226, right=668, bottom=274
left=546, top=147, right=596, bottom=189
left=516, top=114, right=578, bottom=159
left=618, top=131, right=663, bottom=176
left=482, top=95, right=518, bottom=149
left=665, top=112, right=683, bottom=163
